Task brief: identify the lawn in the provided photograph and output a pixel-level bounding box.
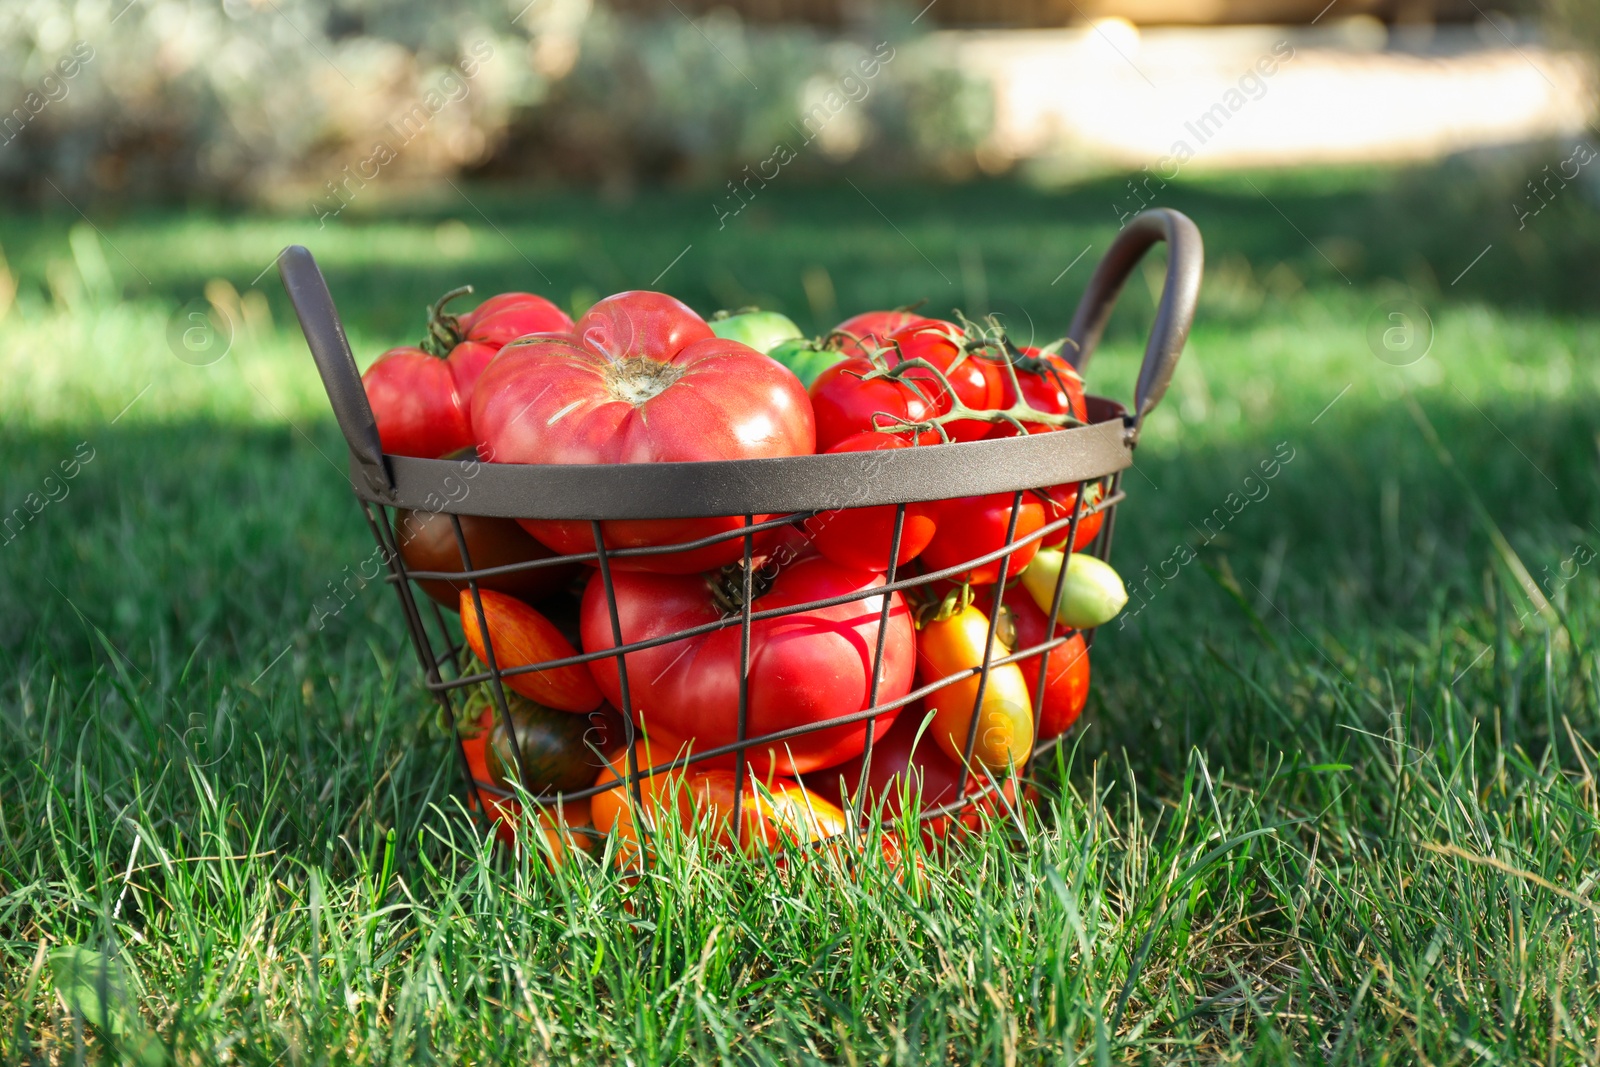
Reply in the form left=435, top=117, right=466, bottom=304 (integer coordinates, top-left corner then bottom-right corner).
left=2, top=163, right=1599, bottom=1064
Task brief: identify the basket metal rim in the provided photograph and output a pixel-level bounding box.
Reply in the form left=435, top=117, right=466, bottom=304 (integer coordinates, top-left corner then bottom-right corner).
left=356, top=396, right=1132, bottom=519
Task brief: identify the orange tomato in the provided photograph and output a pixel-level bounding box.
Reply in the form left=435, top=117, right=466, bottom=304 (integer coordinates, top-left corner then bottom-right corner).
left=459, top=588, right=602, bottom=712
left=591, top=729, right=699, bottom=866
left=689, top=770, right=850, bottom=851
left=916, top=604, right=1034, bottom=770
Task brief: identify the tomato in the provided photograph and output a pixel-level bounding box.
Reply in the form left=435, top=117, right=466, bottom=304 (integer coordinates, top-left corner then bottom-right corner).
left=802, top=432, right=939, bottom=572
left=709, top=309, right=803, bottom=354
left=832, top=309, right=938, bottom=358
left=460, top=712, right=595, bottom=857
left=809, top=356, right=944, bottom=451
left=985, top=348, right=1087, bottom=437
left=887, top=321, right=1002, bottom=442
left=1036, top=482, right=1107, bottom=551
left=459, top=589, right=603, bottom=712
left=920, top=492, right=1045, bottom=584
left=362, top=290, right=572, bottom=460
left=579, top=551, right=914, bottom=777
left=394, top=509, right=575, bottom=608
left=362, top=346, right=474, bottom=458
left=995, top=584, right=1090, bottom=741
left=690, top=771, right=850, bottom=851
left=982, top=349, right=1098, bottom=550
left=916, top=604, right=1034, bottom=770
left=473, top=290, right=815, bottom=573
left=484, top=696, right=627, bottom=794
left=769, top=337, right=848, bottom=389
left=591, top=730, right=697, bottom=835
left=429, top=289, right=574, bottom=402
left=812, top=708, right=1018, bottom=844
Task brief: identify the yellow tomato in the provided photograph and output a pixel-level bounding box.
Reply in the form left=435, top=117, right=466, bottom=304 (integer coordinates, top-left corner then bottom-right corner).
left=916, top=604, right=1034, bottom=770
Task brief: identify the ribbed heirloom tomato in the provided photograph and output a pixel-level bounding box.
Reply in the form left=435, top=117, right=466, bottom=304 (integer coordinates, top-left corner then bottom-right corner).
left=579, top=548, right=914, bottom=777
left=472, top=291, right=815, bottom=573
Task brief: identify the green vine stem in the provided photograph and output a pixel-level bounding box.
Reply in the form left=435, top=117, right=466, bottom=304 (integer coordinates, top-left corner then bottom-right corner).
left=420, top=285, right=475, bottom=358
left=853, top=315, right=1088, bottom=442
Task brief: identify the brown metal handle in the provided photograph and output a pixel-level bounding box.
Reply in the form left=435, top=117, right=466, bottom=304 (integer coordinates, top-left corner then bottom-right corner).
left=278, top=245, right=394, bottom=498
left=1065, top=208, right=1203, bottom=431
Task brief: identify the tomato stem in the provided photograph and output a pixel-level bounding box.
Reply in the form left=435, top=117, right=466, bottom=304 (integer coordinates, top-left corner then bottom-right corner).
left=421, top=285, right=475, bottom=358
left=852, top=314, right=1087, bottom=441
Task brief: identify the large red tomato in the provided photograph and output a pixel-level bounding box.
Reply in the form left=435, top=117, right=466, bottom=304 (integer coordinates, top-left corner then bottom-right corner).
left=472, top=291, right=816, bottom=573
left=803, top=432, right=939, bottom=572
left=832, top=309, right=938, bottom=358
left=920, top=492, right=1045, bottom=584
left=996, top=583, right=1090, bottom=741
left=887, top=322, right=1002, bottom=442
left=579, top=550, right=914, bottom=777
left=362, top=289, right=572, bottom=459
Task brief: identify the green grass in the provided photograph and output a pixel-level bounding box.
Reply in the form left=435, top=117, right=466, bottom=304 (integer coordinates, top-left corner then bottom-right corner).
left=3, top=160, right=1600, bottom=1063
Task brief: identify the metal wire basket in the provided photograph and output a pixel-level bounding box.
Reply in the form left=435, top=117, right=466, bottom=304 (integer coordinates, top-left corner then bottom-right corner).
left=279, top=207, right=1202, bottom=852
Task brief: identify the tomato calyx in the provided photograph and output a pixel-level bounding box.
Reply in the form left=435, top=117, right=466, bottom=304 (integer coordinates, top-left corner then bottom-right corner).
left=421, top=285, right=476, bottom=357
left=906, top=579, right=975, bottom=629
left=605, top=355, right=686, bottom=404
left=705, top=558, right=778, bottom=616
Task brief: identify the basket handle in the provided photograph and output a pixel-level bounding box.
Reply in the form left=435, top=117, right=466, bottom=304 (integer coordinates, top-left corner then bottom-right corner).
left=1064, top=208, right=1203, bottom=432
left=277, top=245, right=394, bottom=497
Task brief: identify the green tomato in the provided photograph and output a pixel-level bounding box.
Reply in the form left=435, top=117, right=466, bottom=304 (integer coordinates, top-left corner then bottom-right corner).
left=768, top=337, right=848, bottom=389
left=709, top=310, right=803, bottom=354
left=1021, top=549, right=1128, bottom=629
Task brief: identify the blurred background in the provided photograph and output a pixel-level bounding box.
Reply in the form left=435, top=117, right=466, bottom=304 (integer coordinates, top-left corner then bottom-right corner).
left=1, top=0, right=1594, bottom=204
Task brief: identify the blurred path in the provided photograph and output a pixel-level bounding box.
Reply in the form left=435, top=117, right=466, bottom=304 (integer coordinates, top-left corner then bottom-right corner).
left=945, top=23, right=1595, bottom=168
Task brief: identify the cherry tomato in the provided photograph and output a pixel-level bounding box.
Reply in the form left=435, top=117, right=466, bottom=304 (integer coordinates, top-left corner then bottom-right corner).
left=802, top=432, right=939, bottom=571
left=473, top=291, right=815, bottom=573
left=888, top=321, right=1002, bottom=442
left=985, top=348, right=1087, bottom=437
left=995, top=584, right=1090, bottom=741
left=919, top=492, right=1045, bottom=584
left=916, top=604, right=1034, bottom=770
left=808, top=356, right=944, bottom=452
left=459, top=589, right=603, bottom=712
left=579, top=551, right=914, bottom=777
left=832, top=309, right=938, bottom=358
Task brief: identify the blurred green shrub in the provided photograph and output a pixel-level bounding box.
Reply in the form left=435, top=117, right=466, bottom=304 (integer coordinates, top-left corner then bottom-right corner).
left=0, top=0, right=991, bottom=205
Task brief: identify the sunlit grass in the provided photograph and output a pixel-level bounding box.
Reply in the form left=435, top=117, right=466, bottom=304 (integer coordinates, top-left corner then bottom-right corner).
left=2, top=166, right=1599, bottom=1063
